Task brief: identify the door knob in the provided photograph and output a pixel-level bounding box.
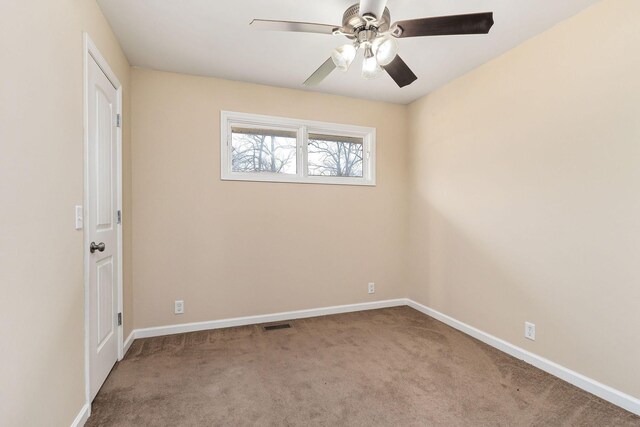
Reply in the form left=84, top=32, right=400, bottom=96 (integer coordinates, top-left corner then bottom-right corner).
left=90, top=242, right=105, bottom=253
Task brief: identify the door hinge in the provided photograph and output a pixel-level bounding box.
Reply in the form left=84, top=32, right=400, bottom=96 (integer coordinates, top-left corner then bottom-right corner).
left=116, top=113, right=121, bottom=128
left=117, top=312, right=122, bottom=326
left=117, top=210, right=122, bottom=224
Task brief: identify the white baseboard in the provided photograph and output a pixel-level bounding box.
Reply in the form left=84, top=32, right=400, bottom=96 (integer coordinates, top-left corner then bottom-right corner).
left=133, top=298, right=407, bottom=340
left=406, top=299, right=640, bottom=416
left=123, top=330, right=135, bottom=356
left=70, top=403, right=90, bottom=427
left=120, top=297, right=639, bottom=416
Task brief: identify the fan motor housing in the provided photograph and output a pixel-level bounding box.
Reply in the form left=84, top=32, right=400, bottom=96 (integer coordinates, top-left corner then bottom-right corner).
left=342, top=3, right=391, bottom=35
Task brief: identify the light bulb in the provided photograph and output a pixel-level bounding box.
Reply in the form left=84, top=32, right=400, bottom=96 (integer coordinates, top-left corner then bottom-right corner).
left=373, top=35, right=398, bottom=66
left=331, top=44, right=357, bottom=71
left=362, top=44, right=382, bottom=79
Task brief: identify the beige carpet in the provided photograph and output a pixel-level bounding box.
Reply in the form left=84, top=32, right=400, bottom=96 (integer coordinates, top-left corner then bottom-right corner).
left=87, top=307, right=640, bottom=426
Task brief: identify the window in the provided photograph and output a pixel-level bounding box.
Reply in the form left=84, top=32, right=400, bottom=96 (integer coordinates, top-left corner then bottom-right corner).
left=221, top=111, right=375, bottom=186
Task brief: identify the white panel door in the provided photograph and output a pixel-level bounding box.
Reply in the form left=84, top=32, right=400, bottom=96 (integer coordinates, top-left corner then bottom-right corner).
left=87, top=55, right=119, bottom=400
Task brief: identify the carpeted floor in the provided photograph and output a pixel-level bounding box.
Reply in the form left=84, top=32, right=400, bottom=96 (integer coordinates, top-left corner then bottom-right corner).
left=87, top=307, right=640, bottom=426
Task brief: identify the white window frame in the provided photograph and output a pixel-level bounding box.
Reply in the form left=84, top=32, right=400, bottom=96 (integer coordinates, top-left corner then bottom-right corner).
left=220, top=111, right=376, bottom=186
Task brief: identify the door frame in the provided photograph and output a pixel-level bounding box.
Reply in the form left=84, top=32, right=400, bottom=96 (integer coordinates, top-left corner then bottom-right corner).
left=82, top=32, right=124, bottom=409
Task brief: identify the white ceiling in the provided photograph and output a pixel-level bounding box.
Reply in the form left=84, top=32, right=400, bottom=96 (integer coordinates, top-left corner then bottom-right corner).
left=97, top=0, right=599, bottom=104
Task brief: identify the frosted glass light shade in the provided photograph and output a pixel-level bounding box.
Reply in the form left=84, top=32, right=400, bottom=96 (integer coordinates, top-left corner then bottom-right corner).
left=331, top=44, right=357, bottom=71
left=362, top=55, right=382, bottom=79
left=373, top=35, right=398, bottom=66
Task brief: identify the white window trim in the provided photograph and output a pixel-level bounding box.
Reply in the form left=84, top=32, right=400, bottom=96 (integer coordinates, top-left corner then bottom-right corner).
left=220, top=111, right=376, bottom=186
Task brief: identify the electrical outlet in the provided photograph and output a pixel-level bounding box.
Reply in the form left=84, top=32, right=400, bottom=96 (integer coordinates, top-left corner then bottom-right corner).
left=174, top=300, right=184, bottom=315
left=368, top=282, right=375, bottom=294
left=524, top=321, right=536, bottom=341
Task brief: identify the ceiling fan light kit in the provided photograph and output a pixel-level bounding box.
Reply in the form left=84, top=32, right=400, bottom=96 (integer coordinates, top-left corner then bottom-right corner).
left=251, top=0, right=494, bottom=89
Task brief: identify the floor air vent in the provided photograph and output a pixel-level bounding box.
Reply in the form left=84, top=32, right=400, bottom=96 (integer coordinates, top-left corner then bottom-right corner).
left=263, top=323, right=291, bottom=331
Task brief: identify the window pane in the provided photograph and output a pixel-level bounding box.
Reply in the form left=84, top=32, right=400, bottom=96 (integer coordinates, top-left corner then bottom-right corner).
left=231, top=126, right=297, bottom=174
left=307, top=133, right=364, bottom=177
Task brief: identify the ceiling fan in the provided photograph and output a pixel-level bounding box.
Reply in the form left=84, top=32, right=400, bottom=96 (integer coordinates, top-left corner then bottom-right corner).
left=250, top=0, right=494, bottom=88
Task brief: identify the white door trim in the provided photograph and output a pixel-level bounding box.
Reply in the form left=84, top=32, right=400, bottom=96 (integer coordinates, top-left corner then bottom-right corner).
left=83, top=32, right=124, bottom=411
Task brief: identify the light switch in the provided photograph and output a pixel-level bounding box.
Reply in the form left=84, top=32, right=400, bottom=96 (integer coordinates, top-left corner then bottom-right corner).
left=75, top=205, right=84, bottom=230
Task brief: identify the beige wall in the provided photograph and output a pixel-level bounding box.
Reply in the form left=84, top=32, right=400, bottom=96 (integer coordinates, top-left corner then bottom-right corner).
left=408, top=0, right=640, bottom=399
left=0, top=1, right=131, bottom=425
left=131, top=68, right=409, bottom=329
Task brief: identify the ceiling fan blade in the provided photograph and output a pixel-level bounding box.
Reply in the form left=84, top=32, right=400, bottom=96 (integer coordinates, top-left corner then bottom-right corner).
left=394, top=12, right=494, bottom=38
left=250, top=19, right=339, bottom=35
left=359, top=0, right=388, bottom=19
left=303, top=58, right=337, bottom=86
left=382, top=55, right=417, bottom=88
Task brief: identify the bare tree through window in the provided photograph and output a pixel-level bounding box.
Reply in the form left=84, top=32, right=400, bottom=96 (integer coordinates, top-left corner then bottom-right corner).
left=231, top=127, right=297, bottom=174
left=308, top=133, right=363, bottom=177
